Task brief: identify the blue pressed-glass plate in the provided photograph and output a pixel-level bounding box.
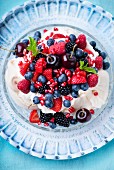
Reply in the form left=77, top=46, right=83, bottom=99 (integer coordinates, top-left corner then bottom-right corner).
left=0, top=0, right=114, bottom=160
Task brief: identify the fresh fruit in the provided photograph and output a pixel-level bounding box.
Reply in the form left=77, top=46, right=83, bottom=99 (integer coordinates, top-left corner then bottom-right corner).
left=54, top=112, right=70, bottom=127
left=69, top=34, right=76, bottom=42
left=76, top=108, right=91, bottom=123
left=19, top=62, right=30, bottom=76
left=40, top=111, right=53, bottom=123
left=46, top=55, right=60, bottom=68
left=75, top=48, right=84, bottom=59
left=63, top=100, right=71, bottom=108
left=103, top=62, right=110, bottom=70
left=45, top=99, right=54, bottom=108
left=65, top=42, right=75, bottom=53
left=51, top=97, right=62, bottom=112
left=17, top=79, right=30, bottom=94
left=100, top=52, right=107, bottom=60
left=37, top=45, right=43, bottom=51
left=70, top=119, right=77, bottom=125
left=50, top=123, right=57, bottom=129
left=71, top=91, right=78, bottom=98
left=35, top=58, right=46, bottom=73
left=32, top=71, right=40, bottom=82
left=58, top=74, right=67, bottom=83
left=90, top=41, right=96, bottom=48
left=15, top=43, right=27, bottom=57
left=87, top=74, right=98, bottom=87
left=71, top=75, right=87, bottom=84
left=53, top=33, right=65, bottom=39
left=95, top=56, right=103, bottom=70
left=49, top=42, right=66, bottom=55
left=37, top=84, right=49, bottom=94
left=29, top=110, right=39, bottom=123
left=45, top=93, right=54, bottom=100
left=29, top=63, right=35, bottom=71
left=53, top=90, right=61, bottom=98
left=33, top=96, right=40, bottom=104
left=72, top=84, right=80, bottom=92
left=34, top=31, right=41, bottom=39
left=62, top=53, right=76, bottom=69
left=78, top=34, right=87, bottom=49
left=33, top=53, right=46, bottom=63
left=47, top=38, right=55, bottom=46
left=38, top=75, right=47, bottom=84
left=30, top=83, right=37, bottom=93
left=24, top=71, right=33, bottom=80
left=80, top=83, right=89, bottom=91
left=22, top=39, right=29, bottom=45
left=58, top=85, right=71, bottom=96
left=43, top=68, right=52, bottom=80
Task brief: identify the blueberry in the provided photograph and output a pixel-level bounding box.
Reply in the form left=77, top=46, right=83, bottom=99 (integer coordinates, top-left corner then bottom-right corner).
left=69, top=34, right=76, bottom=42
left=70, top=119, right=77, bottom=125
left=37, top=45, right=42, bottom=51
left=45, top=100, right=54, bottom=108
left=83, top=52, right=88, bottom=58
left=58, top=74, right=67, bottom=83
left=34, top=31, right=41, bottom=38
left=33, top=96, right=40, bottom=104
left=80, top=83, right=89, bottom=91
left=100, top=52, right=107, bottom=60
left=63, top=100, right=71, bottom=108
left=72, top=85, right=80, bottom=92
left=54, top=77, right=58, bottom=82
left=30, top=84, right=37, bottom=93
left=38, top=75, right=47, bottom=84
left=45, top=93, right=54, bottom=100
left=24, top=72, right=33, bottom=80
left=90, top=41, right=96, bottom=48
left=29, top=63, right=35, bottom=71
left=54, top=90, right=61, bottom=98
left=71, top=91, right=78, bottom=98
left=50, top=123, right=57, bottom=129
left=22, top=39, right=29, bottom=45
left=75, top=48, right=84, bottom=59
left=33, top=35, right=40, bottom=42
left=47, top=38, right=55, bottom=46
left=103, top=62, right=110, bottom=70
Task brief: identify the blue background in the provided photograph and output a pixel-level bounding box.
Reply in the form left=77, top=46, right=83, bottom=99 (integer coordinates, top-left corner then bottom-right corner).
left=0, top=0, right=114, bottom=170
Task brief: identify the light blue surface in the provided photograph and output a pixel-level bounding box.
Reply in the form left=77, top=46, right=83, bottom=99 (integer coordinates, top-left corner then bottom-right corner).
left=0, top=0, right=114, bottom=169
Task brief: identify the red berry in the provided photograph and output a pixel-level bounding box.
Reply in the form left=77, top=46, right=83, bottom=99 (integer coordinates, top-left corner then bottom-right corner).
left=42, top=47, right=49, bottom=54
left=78, top=34, right=87, bottom=49
left=43, top=29, right=48, bottom=33
left=93, top=91, right=98, bottom=96
left=54, top=27, right=59, bottom=31
left=76, top=71, right=87, bottom=77
left=90, top=109, right=95, bottom=114
left=50, top=117, right=55, bottom=123
left=95, top=56, right=103, bottom=70
left=64, top=96, right=73, bottom=101
left=84, top=49, right=93, bottom=55
left=51, top=97, right=62, bottom=112
left=29, top=110, right=39, bottom=123
left=87, top=74, right=98, bottom=87
left=49, top=42, right=66, bottom=55
left=66, top=113, right=70, bottom=118
left=35, top=58, right=46, bottom=73
left=19, top=62, right=30, bottom=76
left=68, top=107, right=76, bottom=113
left=32, top=71, right=40, bottom=82
left=53, top=33, right=65, bottom=39
left=45, top=36, right=49, bottom=40
left=17, top=79, right=30, bottom=94
left=71, top=75, right=87, bottom=84
left=43, top=68, right=52, bottom=80
left=44, top=122, right=49, bottom=126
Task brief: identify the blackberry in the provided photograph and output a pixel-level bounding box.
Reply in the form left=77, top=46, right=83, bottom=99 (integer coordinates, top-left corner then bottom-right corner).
left=54, top=112, right=70, bottom=127
left=65, top=42, right=76, bottom=53
left=38, top=84, right=50, bottom=94
left=40, top=111, right=53, bottom=123
left=58, top=85, right=71, bottom=96
left=33, top=53, right=46, bottom=63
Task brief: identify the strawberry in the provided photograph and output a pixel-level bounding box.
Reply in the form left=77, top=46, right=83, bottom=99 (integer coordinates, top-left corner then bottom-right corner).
left=95, top=56, right=103, bottom=70
left=76, top=70, right=87, bottom=77
left=53, top=33, right=65, bottom=39
left=42, top=47, right=49, bottom=54
left=17, top=79, right=30, bottom=94
left=49, top=42, right=66, bottom=55
left=43, top=68, right=52, bottom=80
left=77, top=34, right=87, bottom=49
left=35, top=58, right=46, bottom=73
left=32, top=71, right=40, bottom=82
left=51, top=97, right=62, bottom=112
left=87, top=74, right=98, bottom=87
left=29, top=110, right=40, bottom=123
left=71, top=75, right=87, bottom=84
left=19, top=62, right=30, bottom=76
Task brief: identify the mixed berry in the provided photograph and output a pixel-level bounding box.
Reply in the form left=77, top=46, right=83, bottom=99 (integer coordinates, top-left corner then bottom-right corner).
left=14, top=27, right=110, bottom=128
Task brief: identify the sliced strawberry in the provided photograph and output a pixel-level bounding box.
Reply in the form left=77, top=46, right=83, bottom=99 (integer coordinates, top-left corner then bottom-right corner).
left=29, top=110, right=39, bottom=123
left=84, top=49, right=94, bottom=55
left=32, top=71, right=40, bottom=82
left=76, top=71, right=87, bottom=77
left=35, top=58, right=46, bottom=73
left=19, top=62, right=30, bottom=76
left=51, top=97, right=62, bottom=112
left=43, top=68, right=52, bottom=80
left=53, top=33, right=65, bottom=39
left=71, top=75, right=87, bottom=84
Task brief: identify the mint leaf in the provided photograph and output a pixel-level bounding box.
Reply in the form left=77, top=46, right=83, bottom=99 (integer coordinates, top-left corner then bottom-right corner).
left=27, top=37, right=39, bottom=56
left=79, top=61, right=97, bottom=74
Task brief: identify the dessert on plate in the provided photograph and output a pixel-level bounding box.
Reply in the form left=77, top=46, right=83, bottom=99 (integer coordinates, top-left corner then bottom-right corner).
left=5, top=27, right=110, bottom=128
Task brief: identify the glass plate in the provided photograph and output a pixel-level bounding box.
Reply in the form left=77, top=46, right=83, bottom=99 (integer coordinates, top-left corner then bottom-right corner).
left=0, top=0, right=114, bottom=160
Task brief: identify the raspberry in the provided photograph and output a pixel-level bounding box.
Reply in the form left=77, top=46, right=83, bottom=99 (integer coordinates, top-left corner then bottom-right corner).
left=17, top=79, right=30, bottom=94
left=43, top=68, right=52, bottom=80
left=87, top=74, right=98, bottom=87
left=78, top=34, right=87, bottom=49
left=95, top=56, right=103, bottom=70
left=71, top=75, right=87, bottom=84
left=35, top=58, right=46, bottom=73
left=49, top=42, right=66, bottom=55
